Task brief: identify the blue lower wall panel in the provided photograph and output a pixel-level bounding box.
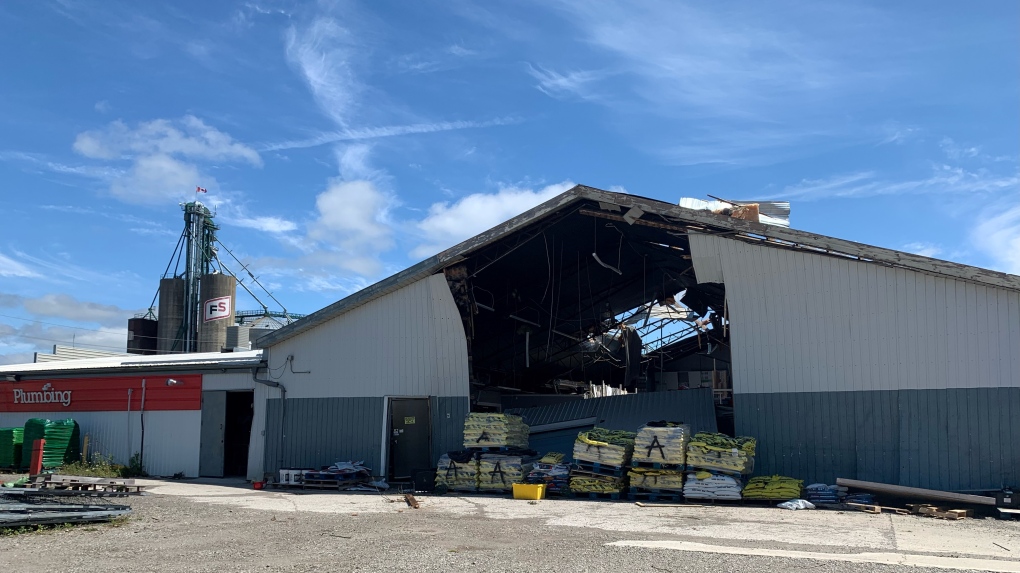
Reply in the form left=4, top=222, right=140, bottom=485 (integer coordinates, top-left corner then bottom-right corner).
left=736, top=388, right=1020, bottom=491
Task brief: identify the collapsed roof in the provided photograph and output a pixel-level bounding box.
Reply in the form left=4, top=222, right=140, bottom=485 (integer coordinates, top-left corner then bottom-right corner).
left=258, top=185, right=1020, bottom=393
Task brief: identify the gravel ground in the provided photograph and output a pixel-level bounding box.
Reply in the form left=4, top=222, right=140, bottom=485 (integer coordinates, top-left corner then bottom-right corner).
left=2, top=475, right=1019, bottom=573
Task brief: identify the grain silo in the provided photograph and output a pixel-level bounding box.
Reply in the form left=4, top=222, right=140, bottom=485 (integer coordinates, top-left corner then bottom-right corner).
left=198, top=273, right=236, bottom=352
left=157, top=277, right=186, bottom=354
left=126, top=317, right=158, bottom=355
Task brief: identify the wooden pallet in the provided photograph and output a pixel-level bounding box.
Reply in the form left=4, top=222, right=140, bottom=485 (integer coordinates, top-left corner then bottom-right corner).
left=568, top=491, right=622, bottom=500
left=573, top=461, right=627, bottom=477
left=907, top=504, right=972, bottom=520
left=630, top=461, right=685, bottom=470
left=24, top=475, right=144, bottom=495
left=847, top=502, right=909, bottom=515
left=627, top=490, right=683, bottom=502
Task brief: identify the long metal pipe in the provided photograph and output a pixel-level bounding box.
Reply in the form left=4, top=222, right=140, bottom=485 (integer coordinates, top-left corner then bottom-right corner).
left=251, top=365, right=286, bottom=472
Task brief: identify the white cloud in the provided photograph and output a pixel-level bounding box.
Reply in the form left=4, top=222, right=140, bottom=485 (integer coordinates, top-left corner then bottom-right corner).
left=74, top=116, right=260, bottom=165
left=0, top=253, right=39, bottom=278
left=972, top=202, right=1020, bottom=274
left=94, top=100, right=111, bottom=113
left=70, top=116, right=261, bottom=205
left=411, top=181, right=575, bottom=259
left=109, top=153, right=208, bottom=204
left=901, top=242, right=943, bottom=259
left=0, top=292, right=140, bottom=363
left=307, top=179, right=396, bottom=275
left=285, top=16, right=360, bottom=128
left=0, top=292, right=137, bottom=328
left=336, top=144, right=377, bottom=181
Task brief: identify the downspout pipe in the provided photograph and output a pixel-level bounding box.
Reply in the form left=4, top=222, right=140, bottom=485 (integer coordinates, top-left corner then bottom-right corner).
left=251, top=366, right=287, bottom=473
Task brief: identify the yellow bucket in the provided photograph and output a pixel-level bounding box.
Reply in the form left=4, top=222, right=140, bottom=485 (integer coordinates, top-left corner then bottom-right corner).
left=512, top=483, right=546, bottom=500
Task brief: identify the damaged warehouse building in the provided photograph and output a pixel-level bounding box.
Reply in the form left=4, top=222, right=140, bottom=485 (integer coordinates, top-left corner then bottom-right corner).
left=2, top=185, right=1017, bottom=492
left=253, top=185, right=1020, bottom=491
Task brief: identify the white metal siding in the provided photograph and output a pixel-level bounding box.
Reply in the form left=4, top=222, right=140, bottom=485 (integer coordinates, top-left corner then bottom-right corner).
left=202, top=371, right=255, bottom=391
left=689, top=233, right=1020, bottom=394
left=268, top=273, right=470, bottom=399
left=0, top=410, right=200, bottom=477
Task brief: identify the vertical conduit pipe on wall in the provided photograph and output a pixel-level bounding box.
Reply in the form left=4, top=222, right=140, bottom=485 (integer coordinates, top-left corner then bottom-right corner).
left=126, top=388, right=133, bottom=465
left=251, top=364, right=286, bottom=472
left=139, top=379, right=147, bottom=468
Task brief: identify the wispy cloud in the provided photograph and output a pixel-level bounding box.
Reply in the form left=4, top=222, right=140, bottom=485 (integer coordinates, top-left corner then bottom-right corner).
left=0, top=151, right=122, bottom=180
left=263, top=117, right=519, bottom=151
left=513, top=1, right=902, bottom=164
left=0, top=253, right=39, bottom=278
left=39, top=204, right=176, bottom=237
left=526, top=64, right=608, bottom=100
left=776, top=166, right=1019, bottom=200
left=285, top=16, right=360, bottom=128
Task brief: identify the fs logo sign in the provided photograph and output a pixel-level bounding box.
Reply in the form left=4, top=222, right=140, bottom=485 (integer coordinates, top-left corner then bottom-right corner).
left=203, top=296, right=232, bottom=322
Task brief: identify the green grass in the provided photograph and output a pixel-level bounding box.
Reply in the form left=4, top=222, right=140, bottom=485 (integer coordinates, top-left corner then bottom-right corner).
left=59, top=455, right=122, bottom=478
left=58, top=453, right=146, bottom=479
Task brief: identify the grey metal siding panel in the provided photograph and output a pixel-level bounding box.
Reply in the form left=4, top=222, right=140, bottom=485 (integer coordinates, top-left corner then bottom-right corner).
left=738, top=389, right=1017, bottom=490
left=688, top=233, right=1020, bottom=394
left=263, top=397, right=384, bottom=477
left=508, top=389, right=718, bottom=435
left=430, top=396, right=469, bottom=462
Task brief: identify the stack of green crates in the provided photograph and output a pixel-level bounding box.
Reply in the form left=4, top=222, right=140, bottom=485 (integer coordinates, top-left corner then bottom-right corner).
left=0, top=427, right=23, bottom=469
left=20, top=419, right=80, bottom=469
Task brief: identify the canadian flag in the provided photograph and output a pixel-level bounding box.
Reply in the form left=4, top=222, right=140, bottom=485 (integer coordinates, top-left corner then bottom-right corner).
left=196, top=186, right=208, bottom=193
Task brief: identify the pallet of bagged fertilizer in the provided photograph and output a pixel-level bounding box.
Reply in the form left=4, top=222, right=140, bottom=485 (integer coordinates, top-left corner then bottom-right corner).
left=627, top=488, right=683, bottom=502
left=464, top=446, right=516, bottom=453
left=573, top=461, right=627, bottom=477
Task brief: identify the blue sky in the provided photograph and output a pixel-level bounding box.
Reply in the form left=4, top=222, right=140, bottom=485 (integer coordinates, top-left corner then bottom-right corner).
left=0, top=0, right=1017, bottom=363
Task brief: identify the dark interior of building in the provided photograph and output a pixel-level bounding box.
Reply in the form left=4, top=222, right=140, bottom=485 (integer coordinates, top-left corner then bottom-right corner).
left=440, top=197, right=733, bottom=431
left=223, top=391, right=254, bottom=477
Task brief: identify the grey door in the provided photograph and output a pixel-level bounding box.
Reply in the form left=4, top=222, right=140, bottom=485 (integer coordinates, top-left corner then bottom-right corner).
left=200, top=391, right=227, bottom=477
left=390, top=399, right=431, bottom=480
